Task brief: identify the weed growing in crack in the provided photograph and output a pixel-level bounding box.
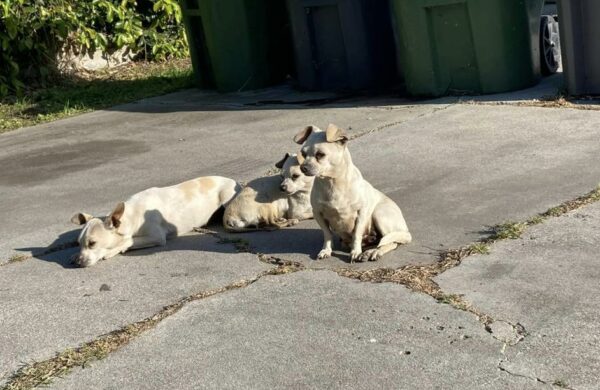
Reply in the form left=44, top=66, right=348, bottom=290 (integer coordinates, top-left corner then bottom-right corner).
left=552, top=379, right=569, bottom=388
left=540, top=186, right=600, bottom=219
left=491, top=222, right=527, bottom=240
left=544, top=206, right=564, bottom=217
left=7, top=254, right=28, bottom=264
left=468, top=243, right=490, bottom=255
left=436, top=294, right=468, bottom=309
left=526, top=216, right=544, bottom=225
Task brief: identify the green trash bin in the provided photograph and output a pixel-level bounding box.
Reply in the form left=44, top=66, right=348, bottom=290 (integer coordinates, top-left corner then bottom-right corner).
left=180, top=0, right=292, bottom=92
left=390, top=0, right=544, bottom=96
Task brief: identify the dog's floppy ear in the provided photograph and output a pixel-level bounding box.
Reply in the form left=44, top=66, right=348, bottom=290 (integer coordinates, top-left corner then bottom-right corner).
left=325, top=124, right=348, bottom=145
left=293, top=125, right=317, bottom=145
left=275, top=153, right=291, bottom=169
left=71, top=212, right=94, bottom=225
left=105, top=202, right=125, bottom=229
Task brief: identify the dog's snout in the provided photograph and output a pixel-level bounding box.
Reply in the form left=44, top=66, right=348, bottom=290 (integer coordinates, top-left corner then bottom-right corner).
left=280, top=184, right=288, bottom=192
left=300, top=165, right=308, bottom=174
left=71, top=254, right=88, bottom=267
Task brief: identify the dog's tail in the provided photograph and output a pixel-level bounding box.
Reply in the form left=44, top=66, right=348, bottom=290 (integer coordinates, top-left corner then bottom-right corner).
left=379, top=230, right=412, bottom=247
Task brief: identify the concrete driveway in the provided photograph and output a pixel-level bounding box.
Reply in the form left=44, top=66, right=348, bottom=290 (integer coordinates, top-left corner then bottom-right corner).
left=1, top=77, right=598, bottom=389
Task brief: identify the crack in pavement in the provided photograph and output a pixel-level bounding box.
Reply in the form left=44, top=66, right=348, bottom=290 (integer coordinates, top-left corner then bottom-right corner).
left=2, top=135, right=598, bottom=388
left=4, top=184, right=599, bottom=388
left=497, top=359, right=575, bottom=389
left=0, top=255, right=304, bottom=390
left=0, top=242, right=79, bottom=268
left=348, top=104, right=451, bottom=140
left=257, top=104, right=452, bottom=178
left=328, top=186, right=600, bottom=348
left=497, top=361, right=550, bottom=387
left=460, top=97, right=600, bottom=111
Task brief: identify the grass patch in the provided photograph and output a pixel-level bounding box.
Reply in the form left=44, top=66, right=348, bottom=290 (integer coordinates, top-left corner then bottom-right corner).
left=0, top=59, right=194, bottom=134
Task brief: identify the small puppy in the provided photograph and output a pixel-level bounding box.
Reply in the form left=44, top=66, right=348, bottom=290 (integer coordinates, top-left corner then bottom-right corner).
left=294, top=124, right=411, bottom=262
left=223, top=153, right=314, bottom=231
left=71, top=176, right=239, bottom=267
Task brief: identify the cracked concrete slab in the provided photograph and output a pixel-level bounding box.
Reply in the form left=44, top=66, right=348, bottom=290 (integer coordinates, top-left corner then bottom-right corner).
left=0, top=234, right=271, bottom=384
left=2, top=84, right=600, bottom=388
left=220, top=103, right=600, bottom=270
left=436, top=202, right=600, bottom=389
left=45, top=271, right=543, bottom=390
left=0, top=89, right=438, bottom=263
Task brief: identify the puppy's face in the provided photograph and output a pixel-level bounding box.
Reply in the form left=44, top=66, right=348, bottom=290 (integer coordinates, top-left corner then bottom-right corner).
left=70, top=203, right=127, bottom=267
left=293, top=124, right=349, bottom=178
left=275, top=153, right=314, bottom=195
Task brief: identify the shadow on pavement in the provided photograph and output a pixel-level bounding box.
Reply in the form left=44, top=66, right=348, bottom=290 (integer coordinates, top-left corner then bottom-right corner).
left=101, top=74, right=569, bottom=116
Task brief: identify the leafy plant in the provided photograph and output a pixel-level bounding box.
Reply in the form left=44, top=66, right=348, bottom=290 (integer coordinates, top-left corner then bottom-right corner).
left=0, top=0, right=188, bottom=97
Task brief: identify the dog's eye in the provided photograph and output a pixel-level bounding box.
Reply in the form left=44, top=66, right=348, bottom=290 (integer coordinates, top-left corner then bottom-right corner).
left=88, top=241, right=96, bottom=248
left=292, top=174, right=300, bottom=180
left=315, top=151, right=325, bottom=160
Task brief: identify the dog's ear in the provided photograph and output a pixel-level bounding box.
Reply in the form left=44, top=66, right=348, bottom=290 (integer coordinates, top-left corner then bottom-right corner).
left=325, top=124, right=348, bottom=145
left=296, top=152, right=305, bottom=165
left=275, top=153, right=290, bottom=169
left=105, top=202, right=125, bottom=229
left=71, top=212, right=94, bottom=225
left=294, top=125, right=317, bottom=144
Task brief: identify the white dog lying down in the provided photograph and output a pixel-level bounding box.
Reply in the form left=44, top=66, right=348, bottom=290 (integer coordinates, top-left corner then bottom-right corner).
left=223, top=153, right=314, bottom=231
left=71, top=176, right=239, bottom=267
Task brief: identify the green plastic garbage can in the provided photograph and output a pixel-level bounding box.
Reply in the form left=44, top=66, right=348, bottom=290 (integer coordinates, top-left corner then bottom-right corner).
left=390, top=0, right=544, bottom=96
left=180, top=0, right=292, bottom=92
left=557, top=0, right=600, bottom=95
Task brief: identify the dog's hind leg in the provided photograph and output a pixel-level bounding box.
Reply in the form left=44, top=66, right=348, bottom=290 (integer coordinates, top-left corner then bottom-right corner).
left=358, top=198, right=411, bottom=262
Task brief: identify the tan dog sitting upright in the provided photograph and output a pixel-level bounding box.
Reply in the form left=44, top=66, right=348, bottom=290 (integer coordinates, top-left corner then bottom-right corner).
left=223, top=153, right=314, bottom=231
left=294, top=124, right=411, bottom=262
left=71, top=176, right=239, bottom=267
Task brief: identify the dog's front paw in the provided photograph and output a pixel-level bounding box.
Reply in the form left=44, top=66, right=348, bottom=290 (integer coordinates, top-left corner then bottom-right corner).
left=287, top=218, right=300, bottom=226
left=317, top=249, right=331, bottom=259
left=350, top=249, right=363, bottom=262
left=360, top=249, right=382, bottom=262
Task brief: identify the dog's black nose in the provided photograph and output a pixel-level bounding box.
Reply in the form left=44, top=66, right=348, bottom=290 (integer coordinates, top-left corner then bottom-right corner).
left=300, top=165, right=308, bottom=174
left=280, top=184, right=288, bottom=192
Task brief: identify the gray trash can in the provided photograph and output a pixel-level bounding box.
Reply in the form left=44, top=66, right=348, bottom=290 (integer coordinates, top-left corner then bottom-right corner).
left=286, top=0, right=397, bottom=91
left=557, top=0, right=600, bottom=95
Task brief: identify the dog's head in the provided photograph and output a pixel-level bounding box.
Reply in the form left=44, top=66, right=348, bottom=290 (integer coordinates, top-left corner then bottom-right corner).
left=293, top=124, right=349, bottom=178
left=275, top=153, right=314, bottom=195
left=70, top=202, right=127, bottom=267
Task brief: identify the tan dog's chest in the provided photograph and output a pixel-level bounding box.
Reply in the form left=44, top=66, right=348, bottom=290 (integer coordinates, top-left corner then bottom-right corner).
left=313, top=180, right=373, bottom=241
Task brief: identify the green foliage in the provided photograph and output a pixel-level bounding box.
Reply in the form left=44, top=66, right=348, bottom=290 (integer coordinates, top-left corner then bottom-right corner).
left=0, top=0, right=188, bottom=96
left=0, top=59, right=193, bottom=133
